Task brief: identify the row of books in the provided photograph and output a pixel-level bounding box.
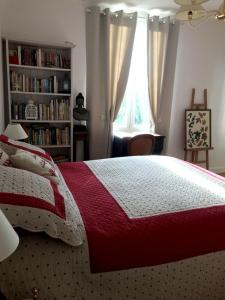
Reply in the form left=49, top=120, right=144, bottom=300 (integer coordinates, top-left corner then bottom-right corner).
left=27, top=126, right=70, bottom=146
left=12, top=99, right=70, bottom=121
left=10, top=71, right=69, bottom=94
left=9, top=46, right=70, bottom=69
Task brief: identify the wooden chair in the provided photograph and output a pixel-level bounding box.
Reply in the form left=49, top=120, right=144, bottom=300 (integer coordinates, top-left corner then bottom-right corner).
left=127, top=134, right=155, bottom=156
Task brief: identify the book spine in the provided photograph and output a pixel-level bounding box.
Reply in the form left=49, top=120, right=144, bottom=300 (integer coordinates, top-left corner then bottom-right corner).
left=17, top=46, right=21, bottom=65
left=50, top=99, right=54, bottom=120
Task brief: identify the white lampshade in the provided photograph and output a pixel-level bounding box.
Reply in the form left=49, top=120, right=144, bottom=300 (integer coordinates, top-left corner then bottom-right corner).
left=176, top=4, right=207, bottom=20
left=0, top=209, right=19, bottom=262
left=4, top=124, right=28, bottom=140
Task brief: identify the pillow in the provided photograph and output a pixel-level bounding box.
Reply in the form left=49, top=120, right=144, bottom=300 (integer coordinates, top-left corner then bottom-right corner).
left=11, top=149, right=60, bottom=184
left=0, top=135, right=53, bottom=163
left=0, top=165, right=82, bottom=247
left=0, top=147, right=11, bottom=166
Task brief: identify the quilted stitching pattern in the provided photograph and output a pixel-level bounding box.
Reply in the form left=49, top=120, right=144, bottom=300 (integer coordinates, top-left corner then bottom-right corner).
left=86, top=156, right=225, bottom=218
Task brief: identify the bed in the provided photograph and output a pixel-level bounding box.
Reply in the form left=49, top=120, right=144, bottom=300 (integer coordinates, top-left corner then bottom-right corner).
left=1, top=137, right=225, bottom=299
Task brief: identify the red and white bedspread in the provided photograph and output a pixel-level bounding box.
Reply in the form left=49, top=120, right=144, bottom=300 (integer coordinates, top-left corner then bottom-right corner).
left=59, top=156, right=225, bottom=273
left=2, top=156, right=225, bottom=299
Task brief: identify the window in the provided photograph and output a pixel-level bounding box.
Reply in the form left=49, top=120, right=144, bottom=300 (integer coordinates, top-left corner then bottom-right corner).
left=113, top=17, right=155, bottom=134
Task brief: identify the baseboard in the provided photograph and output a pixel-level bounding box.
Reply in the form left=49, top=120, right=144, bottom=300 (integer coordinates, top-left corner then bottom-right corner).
left=210, top=166, right=225, bottom=174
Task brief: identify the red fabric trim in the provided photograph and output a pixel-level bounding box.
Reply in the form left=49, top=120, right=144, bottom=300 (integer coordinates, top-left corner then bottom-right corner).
left=0, top=181, right=65, bottom=219
left=0, top=135, right=52, bottom=162
left=186, top=161, right=225, bottom=181
left=59, top=162, right=225, bottom=273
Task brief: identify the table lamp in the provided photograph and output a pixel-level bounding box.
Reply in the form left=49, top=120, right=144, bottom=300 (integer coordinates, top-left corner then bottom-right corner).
left=4, top=124, right=28, bottom=141
left=0, top=209, right=19, bottom=299
left=0, top=209, right=19, bottom=262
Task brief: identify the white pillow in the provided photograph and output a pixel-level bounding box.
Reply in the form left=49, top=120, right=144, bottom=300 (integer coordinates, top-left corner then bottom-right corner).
left=0, top=134, right=53, bottom=163
left=11, top=149, right=60, bottom=184
left=0, top=147, right=11, bottom=166
left=0, top=165, right=82, bottom=247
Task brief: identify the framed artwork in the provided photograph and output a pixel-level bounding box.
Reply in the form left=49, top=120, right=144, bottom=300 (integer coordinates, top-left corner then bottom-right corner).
left=185, top=109, right=211, bottom=150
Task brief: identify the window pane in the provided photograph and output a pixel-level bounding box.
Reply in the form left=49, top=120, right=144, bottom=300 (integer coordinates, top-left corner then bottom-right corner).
left=114, top=17, right=154, bottom=134
left=114, top=96, right=128, bottom=129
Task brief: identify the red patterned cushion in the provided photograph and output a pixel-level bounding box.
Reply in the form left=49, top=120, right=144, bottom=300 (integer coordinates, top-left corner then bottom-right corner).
left=0, top=135, right=52, bottom=162
left=0, top=147, right=11, bottom=166
left=0, top=165, right=82, bottom=246
left=11, top=149, right=60, bottom=184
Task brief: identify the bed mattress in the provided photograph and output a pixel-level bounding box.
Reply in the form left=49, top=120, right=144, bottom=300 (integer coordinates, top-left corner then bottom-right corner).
left=1, top=156, right=225, bottom=299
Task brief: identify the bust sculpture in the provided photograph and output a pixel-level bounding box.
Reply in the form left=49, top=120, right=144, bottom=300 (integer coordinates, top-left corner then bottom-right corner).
left=73, top=93, right=89, bottom=121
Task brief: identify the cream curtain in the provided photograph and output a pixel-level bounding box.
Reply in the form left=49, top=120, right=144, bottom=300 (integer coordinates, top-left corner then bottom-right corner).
left=86, top=8, right=137, bottom=159
left=147, top=16, right=170, bottom=133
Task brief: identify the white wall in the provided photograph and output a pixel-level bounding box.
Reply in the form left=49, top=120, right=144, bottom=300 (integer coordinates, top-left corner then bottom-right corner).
left=167, top=21, right=225, bottom=172
left=0, top=0, right=6, bottom=133
left=1, top=1, right=225, bottom=168
left=1, top=0, right=86, bottom=102
left=0, top=22, right=4, bottom=133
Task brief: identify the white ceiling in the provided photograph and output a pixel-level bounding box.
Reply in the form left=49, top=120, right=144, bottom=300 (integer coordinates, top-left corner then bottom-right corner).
left=84, top=0, right=222, bottom=16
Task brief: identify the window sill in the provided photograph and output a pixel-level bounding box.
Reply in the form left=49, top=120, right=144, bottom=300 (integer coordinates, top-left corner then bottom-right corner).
left=113, top=131, right=160, bottom=139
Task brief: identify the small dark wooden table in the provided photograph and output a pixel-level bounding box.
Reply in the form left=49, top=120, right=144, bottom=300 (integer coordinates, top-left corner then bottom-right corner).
left=112, top=132, right=165, bottom=157
left=73, top=126, right=89, bottom=161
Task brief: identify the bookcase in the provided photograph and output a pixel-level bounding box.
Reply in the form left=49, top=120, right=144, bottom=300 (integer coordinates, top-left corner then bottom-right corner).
left=3, top=39, right=74, bottom=162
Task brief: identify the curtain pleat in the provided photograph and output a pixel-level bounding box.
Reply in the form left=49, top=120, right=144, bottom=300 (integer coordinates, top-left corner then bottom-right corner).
left=147, top=16, right=170, bottom=133
left=86, top=8, right=137, bottom=159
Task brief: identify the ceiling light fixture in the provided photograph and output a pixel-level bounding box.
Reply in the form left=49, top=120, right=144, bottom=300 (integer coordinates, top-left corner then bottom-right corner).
left=175, top=0, right=225, bottom=22
left=216, top=1, right=225, bottom=20
left=176, top=4, right=207, bottom=21
left=175, top=0, right=209, bottom=5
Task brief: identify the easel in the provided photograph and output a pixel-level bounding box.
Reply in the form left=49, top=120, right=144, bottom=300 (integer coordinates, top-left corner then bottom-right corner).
left=184, top=88, right=213, bottom=170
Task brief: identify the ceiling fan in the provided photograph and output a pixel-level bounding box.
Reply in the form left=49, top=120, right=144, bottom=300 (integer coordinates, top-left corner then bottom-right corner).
left=175, top=0, right=225, bottom=21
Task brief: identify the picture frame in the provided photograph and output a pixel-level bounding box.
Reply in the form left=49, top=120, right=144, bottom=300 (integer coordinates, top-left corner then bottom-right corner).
left=185, top=109, right=211, bottom=150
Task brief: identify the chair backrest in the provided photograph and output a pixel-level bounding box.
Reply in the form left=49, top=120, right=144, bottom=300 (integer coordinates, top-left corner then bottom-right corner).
left=127, top=134, right=155, bottom=156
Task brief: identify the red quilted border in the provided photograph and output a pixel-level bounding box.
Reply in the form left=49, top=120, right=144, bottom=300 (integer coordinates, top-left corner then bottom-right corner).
left=59, top=161, right=225, bottom=273
left=0, top=181, right=66, bottom=219
left=0, top=135, right=52, bottom=162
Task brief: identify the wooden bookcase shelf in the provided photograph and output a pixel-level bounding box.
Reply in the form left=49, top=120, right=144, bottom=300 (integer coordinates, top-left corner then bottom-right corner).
left=3, top=39, right=74, bottom=162
left=9, top=64, right=71, bottom=72
left=10, top=91, right=71, bottom=96
left=37, top=145, right=71, bottom=149
left=11, top=119, right=71, bottom=123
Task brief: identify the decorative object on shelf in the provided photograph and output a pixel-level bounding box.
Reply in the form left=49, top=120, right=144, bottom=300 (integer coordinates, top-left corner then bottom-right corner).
left=4, top=123, right=28, bottom=140
left=0, top=209, right=19, bottom=300
left=73, top=93, right=89, bottom=121
left=62, top=74, right=70, bottom=93
left=25, top=100, right=38, bottom=120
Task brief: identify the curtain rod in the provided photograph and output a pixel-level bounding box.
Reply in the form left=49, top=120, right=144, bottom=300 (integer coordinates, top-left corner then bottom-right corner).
left=85, top=8, right=135, bottom=18
left=86, top=7, right=176, bottom=25
left=85, top=8, right=176, bottom=24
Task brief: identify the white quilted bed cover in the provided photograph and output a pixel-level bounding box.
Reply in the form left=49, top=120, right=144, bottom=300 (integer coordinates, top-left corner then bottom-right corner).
left=1, top=156, right=225, bottom=299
